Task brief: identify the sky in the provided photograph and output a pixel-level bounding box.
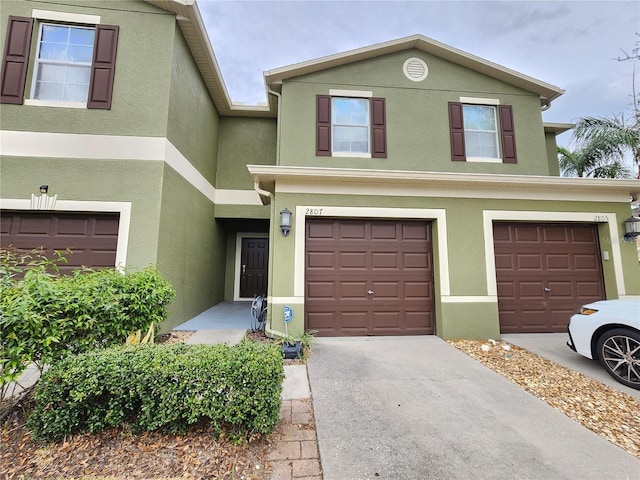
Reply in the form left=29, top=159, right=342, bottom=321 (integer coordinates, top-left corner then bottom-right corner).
left=197, top=0, right=639, bottom=149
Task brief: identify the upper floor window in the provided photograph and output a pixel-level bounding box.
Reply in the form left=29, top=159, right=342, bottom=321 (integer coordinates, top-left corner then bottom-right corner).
left=448, top=100, right=517, bottom=163
left=316, top=93, right=387, bottom=158
left=332, top=97, right=370, bottom=155
left=462, top=104, right=499, bottom=159
left=0, top=13, right=119, bottom=109
left=33, top=24, right=95, bottom=103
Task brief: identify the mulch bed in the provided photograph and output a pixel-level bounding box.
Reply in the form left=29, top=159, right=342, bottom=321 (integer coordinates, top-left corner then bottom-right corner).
left=0, top=329, right=304, bottom=479
left=448, top=339, right=640, bottom=458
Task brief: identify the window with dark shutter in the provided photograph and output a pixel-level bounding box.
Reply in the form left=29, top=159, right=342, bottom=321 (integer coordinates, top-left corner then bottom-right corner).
left=87, top=24, right=119, bottom=110
left=499, top=105, right=517, bottom=163
left=449, top=101, right=517, bottom=163
left=316, top=95, right=331, bottom=156
left=448, top=102, right=466, bottom=161
left=0, top=16, right=34, bottom=105
left=371, top=97, right=386, bottom=158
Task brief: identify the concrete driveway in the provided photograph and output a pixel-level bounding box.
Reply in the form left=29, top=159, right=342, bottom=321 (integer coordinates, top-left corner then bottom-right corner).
left=307, top=336, right=640, bottom=480
left=502, top=333, right=640, bottom=400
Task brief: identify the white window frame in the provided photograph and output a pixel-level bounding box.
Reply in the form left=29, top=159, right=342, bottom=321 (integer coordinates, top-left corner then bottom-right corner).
left=24, top=9, right=101, bottom=109
left=329, top=89, right=373, bottom=158
left=459, top=97, right=502, bottom=163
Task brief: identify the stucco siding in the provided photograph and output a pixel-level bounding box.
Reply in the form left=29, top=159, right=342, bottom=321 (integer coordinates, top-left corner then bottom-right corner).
left=217, top=117, right=277, bottom=190
left=156, top=165, right=226, bottom=331
left=0, top=0, right=174, bottom=137
left=264, top=189, right=640, bottom=339
left=167, top=27, right=220, bottom=185
left=278, top=49, right=551, bottom=175
left=0, top=155, right=164, bottom=268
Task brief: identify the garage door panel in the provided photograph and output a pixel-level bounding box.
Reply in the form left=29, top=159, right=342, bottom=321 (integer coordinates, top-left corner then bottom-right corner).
left=543, top=226, right=568, bottom=242
left=404, top=252, right=430, bottom=269
left=577, top=282, right=605, bottom=298
left=494, top=222, right=603, bottom=334
left=306, top=219, right=434, bottom=336
left=574, top=254, right=599, bottom=270
left=371, top=223, right=397, bottom=239
left=494, top=253, right=513, bottom=269
left=514, top=225, right=540, bottom=242
left=547, top=281, right=573, bottom=298
left=545, top=254, right=570, bottom=270
left=518, top=282, right=545, bottom=298
left=340, top=281, right=367, bottom=299
left=405, top=281, right=431, bottom=298
left=307, top=251, right=334, bottom=268
left=371, top=252, right=398, bottom=268
left=571, top=228, right=598, bottom=243
left=517, top=254, right=542, bottom=269
left=307, top=281, right=334, bottom=298
left=371, top=282, right=399, bottom=298
left=340, top=252, right=367, bottom=268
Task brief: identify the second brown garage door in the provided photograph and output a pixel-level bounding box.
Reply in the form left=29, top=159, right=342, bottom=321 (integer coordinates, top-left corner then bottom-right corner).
left=306, top=219, right=434, bottom=336
left=494, top=222, right=604, bottom=333
left=1, top=211, right=120, bottom=275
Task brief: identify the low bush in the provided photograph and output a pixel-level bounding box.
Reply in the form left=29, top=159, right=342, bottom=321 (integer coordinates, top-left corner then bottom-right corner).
left=27, top=341, right=284, bottom=442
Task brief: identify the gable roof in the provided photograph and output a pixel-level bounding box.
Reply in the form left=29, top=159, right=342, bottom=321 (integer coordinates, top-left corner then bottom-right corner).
left=145, top=4, right=562, bottom=116
left=264, top=34, right=564, bottom=106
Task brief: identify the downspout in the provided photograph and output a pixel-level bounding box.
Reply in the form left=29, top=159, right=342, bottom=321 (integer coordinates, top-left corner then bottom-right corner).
left=541, top=102, right=551, bottom=112
left=268, top=88, right=282, bottom=165
left=257, top=88, right=283, bottom=337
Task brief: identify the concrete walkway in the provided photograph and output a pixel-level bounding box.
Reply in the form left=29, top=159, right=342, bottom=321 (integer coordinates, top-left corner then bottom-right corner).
left=307, top=336, right=640, bottom=480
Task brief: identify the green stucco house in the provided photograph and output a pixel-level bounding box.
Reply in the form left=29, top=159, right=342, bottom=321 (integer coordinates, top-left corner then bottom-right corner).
left=1, top=0, right=639, bottom=339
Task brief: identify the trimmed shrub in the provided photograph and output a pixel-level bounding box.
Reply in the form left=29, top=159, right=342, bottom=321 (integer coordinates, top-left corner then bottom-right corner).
left=0, top=246, right=175, bottom=392
left=27, top=341, right=284, bottom=442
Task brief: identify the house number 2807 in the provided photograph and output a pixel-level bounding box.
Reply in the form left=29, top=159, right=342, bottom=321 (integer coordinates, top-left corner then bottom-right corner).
left=306, top=208, right=324, bottom=215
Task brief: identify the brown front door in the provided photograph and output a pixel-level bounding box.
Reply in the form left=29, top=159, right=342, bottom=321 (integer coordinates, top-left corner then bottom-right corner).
left=305, top=219, right=434, bottom=336
left=494, top=222, right=605, bottom=333
left=0, top=211, right=119, bottom=274
left=240, top=237, right=269, bottom=298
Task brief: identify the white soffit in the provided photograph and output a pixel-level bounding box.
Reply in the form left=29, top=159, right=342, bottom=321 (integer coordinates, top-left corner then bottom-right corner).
left=248, top=165, right=640, bottom=203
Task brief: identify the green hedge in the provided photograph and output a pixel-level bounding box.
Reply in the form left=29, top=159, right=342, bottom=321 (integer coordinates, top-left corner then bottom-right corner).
left=27, top=341, right=284, bottom=442
left=1, top=247, right=175, bottom=389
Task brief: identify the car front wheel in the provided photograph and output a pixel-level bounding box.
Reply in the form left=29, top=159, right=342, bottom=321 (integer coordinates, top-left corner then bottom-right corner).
left=596, top=329, right=640, bottom=390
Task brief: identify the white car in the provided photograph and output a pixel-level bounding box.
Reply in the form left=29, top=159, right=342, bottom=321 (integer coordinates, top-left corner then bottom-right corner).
left=567, top=299, right=640, bottom=390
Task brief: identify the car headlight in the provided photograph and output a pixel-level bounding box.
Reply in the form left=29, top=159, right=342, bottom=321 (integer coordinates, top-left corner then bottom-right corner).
left=579, top=307, right=599, bottom=315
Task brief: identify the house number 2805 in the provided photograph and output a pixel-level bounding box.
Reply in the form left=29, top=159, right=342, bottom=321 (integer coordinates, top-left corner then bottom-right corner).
left=306, top=208, right=324, bottom=215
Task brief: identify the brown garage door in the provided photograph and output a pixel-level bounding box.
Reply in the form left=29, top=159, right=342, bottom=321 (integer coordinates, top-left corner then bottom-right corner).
left=306, top=218, right=434, bottom=336
left=1, top=211, right=120, bottom=274
left=494, top=222, right=604, bottom=333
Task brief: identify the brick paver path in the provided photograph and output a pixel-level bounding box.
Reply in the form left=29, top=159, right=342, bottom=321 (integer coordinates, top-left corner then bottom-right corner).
left=268, top=398, right=322, bottom=479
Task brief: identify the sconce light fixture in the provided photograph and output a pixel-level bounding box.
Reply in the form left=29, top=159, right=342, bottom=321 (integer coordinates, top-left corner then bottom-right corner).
left=39, top=185, right=49, bottom=194
left=623, top=216, right=640, bottom=242
left=279, top=208, right=292, bottom=237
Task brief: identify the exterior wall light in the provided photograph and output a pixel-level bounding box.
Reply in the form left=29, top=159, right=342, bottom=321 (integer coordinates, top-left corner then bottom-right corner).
left=280, top=208, right=292, bottom=237
left=39, top=185, right=48, bottom=194
left=623, top=216, right=640, bottom=242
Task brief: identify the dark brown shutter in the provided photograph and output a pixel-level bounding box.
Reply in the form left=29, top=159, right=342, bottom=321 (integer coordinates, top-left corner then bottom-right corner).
left=87, top=24, right=118, bottom=110
left=499, top=105, right=517, bottom=163
left=448, top=102, right=466, bottom=161
left=0, top=16, right=33, bottom=105
left=316, top=95, right=331, bottom=156
left=371, top=97, right=386, bottom=158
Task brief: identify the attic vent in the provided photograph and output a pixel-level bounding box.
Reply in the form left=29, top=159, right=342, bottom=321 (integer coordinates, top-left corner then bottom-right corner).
left=403, top=57, right=428, bottom=82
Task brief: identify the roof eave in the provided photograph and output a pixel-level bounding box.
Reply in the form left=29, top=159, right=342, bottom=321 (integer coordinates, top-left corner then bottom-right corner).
left=264, top=34, right=564, bottom=106
left=143, top=0, right=277, bottom=118
left=248, top=165, right=640, bottom=201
